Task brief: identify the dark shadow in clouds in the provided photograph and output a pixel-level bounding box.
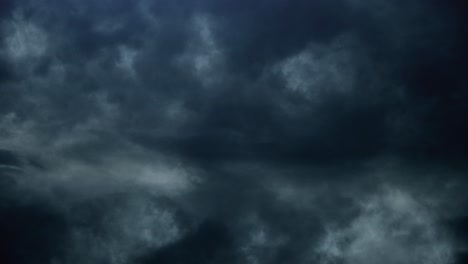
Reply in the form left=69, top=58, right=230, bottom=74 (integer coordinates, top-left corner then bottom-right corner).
left=0, top=199, right=69, bottom=264
left=138, top=221, right=237, bottom=264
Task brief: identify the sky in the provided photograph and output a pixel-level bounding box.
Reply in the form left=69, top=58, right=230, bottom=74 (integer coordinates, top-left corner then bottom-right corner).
left=0, top=0, right=467, bottom=263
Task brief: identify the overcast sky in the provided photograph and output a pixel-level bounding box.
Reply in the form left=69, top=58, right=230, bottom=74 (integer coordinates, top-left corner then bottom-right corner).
left=1, top=0, right=468, bottom=263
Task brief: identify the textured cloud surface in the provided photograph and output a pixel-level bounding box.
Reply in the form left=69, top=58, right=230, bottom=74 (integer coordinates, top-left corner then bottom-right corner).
left=1, top=0, right=467, bottom=263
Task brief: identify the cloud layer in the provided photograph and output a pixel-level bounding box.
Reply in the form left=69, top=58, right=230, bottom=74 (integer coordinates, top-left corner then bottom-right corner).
left=0, top=0, right=467, bottom=263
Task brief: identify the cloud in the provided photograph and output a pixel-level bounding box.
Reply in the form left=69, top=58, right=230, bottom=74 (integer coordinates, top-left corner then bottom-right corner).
left=275, top=34, right=359, bottom=100
left=65, top=192, right=185, bottom=264
left=317, top=187, right=454, bottom=264
left=0, top=0, right=467, bottom=263
left=4, top=12, right=48, bottom=61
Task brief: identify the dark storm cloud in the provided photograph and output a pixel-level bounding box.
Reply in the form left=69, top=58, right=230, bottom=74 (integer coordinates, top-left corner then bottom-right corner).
left=1, top=0, right=468, bottom=263
left=2, top=0, right=465, bottom=164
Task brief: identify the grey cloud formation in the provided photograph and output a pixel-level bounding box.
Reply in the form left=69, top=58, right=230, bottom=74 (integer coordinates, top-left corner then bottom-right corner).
left=317, top=187, right=453, bottom=264
left=0, top=0, right=467, bottom=263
